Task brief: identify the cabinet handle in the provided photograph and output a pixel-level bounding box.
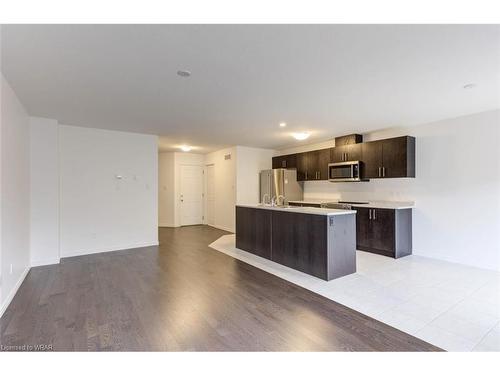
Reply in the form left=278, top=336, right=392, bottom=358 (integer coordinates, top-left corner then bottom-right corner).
left=345, top=152, right=348, bottom=161
left=369, top=209, right=372, bottom=220
left=378, top=167, right=380, bottom=177
left=317, top=171, right=320, bottom=179
left=373, top=209, right=376, bottom=220
left=305, top=171, right=308, bottom=180
left=382, top=167, right=386, bottom=177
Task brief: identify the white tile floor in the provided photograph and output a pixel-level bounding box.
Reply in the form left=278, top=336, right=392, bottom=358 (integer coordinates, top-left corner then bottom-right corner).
left=209, top=234, right=500, bottom=352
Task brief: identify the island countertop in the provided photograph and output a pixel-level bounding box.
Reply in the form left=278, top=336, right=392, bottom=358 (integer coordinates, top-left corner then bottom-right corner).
left=287, top=199, right=415, bottom=210
left=236, top=203, right=356, bottom=216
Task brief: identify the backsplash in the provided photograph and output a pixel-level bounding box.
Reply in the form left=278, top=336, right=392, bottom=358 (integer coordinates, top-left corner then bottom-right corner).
left=303, top=178, right=416, bottom=202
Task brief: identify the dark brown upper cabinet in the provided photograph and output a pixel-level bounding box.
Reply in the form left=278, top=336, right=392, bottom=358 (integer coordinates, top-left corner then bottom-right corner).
left=361, top=136, right=415, bottom=179
left=296, top=152, right=308, bottom=181
left=331, top=143, right=362, bottom=163
left=316, top=149, right=331, bottom=180
left=272, top=154, right=297, bottom=169
left=296, top=149, right=330, bottom=181
left=272, top=134, right=415, bottom=181
left=335, top=134, right=363, bottom=146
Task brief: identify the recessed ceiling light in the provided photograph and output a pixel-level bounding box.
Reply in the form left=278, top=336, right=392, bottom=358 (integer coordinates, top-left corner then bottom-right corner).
left=279, top=122, right=287, bottom=128
left=177, top=70, right=191, bottom=78
left=463, top=83, right=477, bottom=89
left=292, top=132, right=310, bottom=141
left=180, top=145, right=192, bottom=152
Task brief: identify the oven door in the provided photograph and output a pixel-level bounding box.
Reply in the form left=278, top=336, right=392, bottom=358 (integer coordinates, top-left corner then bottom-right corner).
left=328, top=161, right=361, bottom=182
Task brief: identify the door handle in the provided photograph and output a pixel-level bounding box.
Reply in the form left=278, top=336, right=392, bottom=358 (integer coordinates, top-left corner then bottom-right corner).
left=369, top=209, right=372, bottom=220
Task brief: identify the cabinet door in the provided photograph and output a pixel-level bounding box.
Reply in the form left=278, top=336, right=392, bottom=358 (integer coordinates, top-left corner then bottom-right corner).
left=370, top=208, right=395, bottom=255
left=331, top=145, right=347, bottom=163
left=382, top=137, right=413, bottom=178
left=355, top=207, right=372, bottom=249
left=317, top=149, right=331, bottom=180
left=285, top=154, right=297, bottom=169
left=296, top=152, right=308, bottom=181
left=272, top=156, right=284, bottom=169
left=346, top=143, right=361, bottom=161
left=332, top=144, right=361, bottom=163
left=235, top=207, right=272, bottom=259
left=271, top=211, right=327, bottom=279
left=361, top=141, right=383, bottom=178
left=307, top=151, right=319, bottom=180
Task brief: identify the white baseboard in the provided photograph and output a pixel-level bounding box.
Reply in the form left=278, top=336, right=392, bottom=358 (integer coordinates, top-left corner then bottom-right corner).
left=31, top=258, right=61, bottom=267
left=60, top=241, right=159, bottom=258
left=159, top=223, right=178, bottom=227
left=207, top=224, right=234, bottom=233
left=0, top=266, right=30, bottom=318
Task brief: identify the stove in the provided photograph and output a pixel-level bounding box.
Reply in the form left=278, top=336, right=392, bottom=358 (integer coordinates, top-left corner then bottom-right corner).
left=320, top=201, right=369, bottom=210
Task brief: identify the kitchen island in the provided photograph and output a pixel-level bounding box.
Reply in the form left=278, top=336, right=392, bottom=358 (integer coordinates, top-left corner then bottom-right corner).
left=235, top=204, right=357, bottom=281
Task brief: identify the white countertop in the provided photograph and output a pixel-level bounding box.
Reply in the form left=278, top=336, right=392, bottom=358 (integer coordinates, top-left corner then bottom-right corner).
left=236, top=204, right=356, bottom=216
left=288, top=199, right=415, bottom=210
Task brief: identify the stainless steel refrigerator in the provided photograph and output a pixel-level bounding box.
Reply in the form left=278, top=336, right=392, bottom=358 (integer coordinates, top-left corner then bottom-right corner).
left=259, top=169, right=303, bottom=205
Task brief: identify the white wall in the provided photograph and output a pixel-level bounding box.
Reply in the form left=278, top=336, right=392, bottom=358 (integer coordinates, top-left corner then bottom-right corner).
left=59, top=125, right=158, bottom=257
left=205, top=147, right=237, bottom=232
left=0, top=75, right=31, bottom=316
left=235, top=146, right=274, bottom=204
left=30, top=117, right=60, bottom=266
left=158, top=152, right=175, bottom=227
left=278, top=110, right=500, bottom=271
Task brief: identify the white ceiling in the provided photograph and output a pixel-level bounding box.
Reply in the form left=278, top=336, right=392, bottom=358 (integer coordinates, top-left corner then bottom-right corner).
left=1, top=24, right=499, bottom=153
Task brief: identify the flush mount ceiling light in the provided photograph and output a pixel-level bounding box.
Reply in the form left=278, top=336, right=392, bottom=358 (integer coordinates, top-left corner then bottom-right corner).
left=177, top=70, right=191, bottom=77
left=279, top=122, right=287, bottom=128
left=292, top=132, right=310, bottom=141
left=463, top=83, right=477, bottom=89
left=180, top=145, right=192, bottom=152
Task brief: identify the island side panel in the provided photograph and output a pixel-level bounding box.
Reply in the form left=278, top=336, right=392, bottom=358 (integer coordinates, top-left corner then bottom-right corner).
left=235, top=206, right=272, bottom=259
left=327, top=214, right=357, bottom=280
left=395, top=208, right=412, bottom=258
left=271, top=211, right=328, bottom=280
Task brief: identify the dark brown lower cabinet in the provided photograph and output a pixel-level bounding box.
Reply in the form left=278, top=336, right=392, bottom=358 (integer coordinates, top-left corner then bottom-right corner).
left=235, top=207, right=356, bottom=280
left=235, top=206, right=272, bottom=259
left=354, top=206, right=412, bottom=258
left=271, top=211, right=328, bottom=279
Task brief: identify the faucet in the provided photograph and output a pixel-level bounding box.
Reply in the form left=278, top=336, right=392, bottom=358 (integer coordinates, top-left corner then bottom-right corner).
left=273, top=195, right=286, bottom=206
left=262, top=193, right=270, bottom=205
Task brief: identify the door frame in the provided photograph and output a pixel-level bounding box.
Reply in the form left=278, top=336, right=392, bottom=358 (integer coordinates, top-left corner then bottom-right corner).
left=179, top=164, right=205, bottom=226
left=203, top=163, right=215, bottom=227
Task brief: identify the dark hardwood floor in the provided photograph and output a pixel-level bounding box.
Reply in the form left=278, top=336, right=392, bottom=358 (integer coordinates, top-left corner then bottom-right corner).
left=0, top=226, right=441, bottom=351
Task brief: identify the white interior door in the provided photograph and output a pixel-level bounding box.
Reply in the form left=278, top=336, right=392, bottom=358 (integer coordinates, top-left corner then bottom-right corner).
left=206, top=164, right=215, bottom=226
left=180, top=165, right=204, bottom=226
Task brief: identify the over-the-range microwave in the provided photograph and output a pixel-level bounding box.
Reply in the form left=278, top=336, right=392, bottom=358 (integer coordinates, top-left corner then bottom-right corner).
left=328, top=161, right=362, bottom=182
